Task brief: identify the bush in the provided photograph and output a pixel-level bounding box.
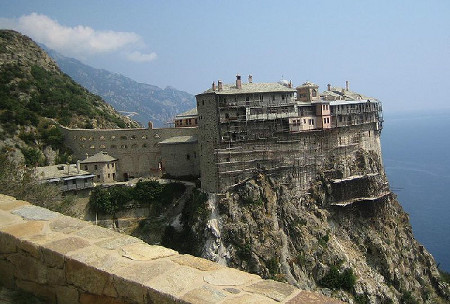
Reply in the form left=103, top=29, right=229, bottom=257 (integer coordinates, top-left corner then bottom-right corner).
left=318, top=266, right=356, bottom=292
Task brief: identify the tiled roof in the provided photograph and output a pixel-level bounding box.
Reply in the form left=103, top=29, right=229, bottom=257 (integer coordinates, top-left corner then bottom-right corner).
left=80, top=152, right=117, bottom=164
left=200, top=82, right=296, bottom=95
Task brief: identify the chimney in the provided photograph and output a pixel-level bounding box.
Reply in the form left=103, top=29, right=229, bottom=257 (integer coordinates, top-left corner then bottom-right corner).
left=218, top=80, right=223, bottom=91
left=345, top=80, right=349, bottom=91
left=76, top=160, right=80, bottom=173
left=248, top=74, right=253, bottom=83
left=212, top=81, right=216, bottom=91
left=327, top=84, right=331, bottom=91
left=236, top=74, right=242, bottom=89
left=148, top=121, right=153, bottom=129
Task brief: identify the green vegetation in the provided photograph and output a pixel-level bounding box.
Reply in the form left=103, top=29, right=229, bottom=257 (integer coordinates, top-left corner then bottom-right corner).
left=318, top=265, right=357, bottom=292
left=89, top=180, right=186, bottom=215
left=241, top=195, right=263, bottom=206
left=400, top=291, right=419, bottom=304
left=439, top=268, right=450, bottom=284
left=318, top=233, right=330, bottom=248
left=0, top=154, right=62, bottom=208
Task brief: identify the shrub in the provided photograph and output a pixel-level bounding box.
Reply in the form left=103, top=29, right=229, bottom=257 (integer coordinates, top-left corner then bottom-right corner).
left=318, top=266, right=356, bottom=292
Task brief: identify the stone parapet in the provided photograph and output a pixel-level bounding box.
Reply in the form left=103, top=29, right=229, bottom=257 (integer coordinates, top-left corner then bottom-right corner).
left=0, top=194, right=341, bottom=303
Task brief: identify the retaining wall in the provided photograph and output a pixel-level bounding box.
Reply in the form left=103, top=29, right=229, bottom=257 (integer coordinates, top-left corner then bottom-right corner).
left=0, top=194, right=341, bottom=304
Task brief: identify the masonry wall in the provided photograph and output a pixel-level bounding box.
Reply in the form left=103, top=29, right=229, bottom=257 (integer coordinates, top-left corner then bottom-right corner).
left=0, top=194, right=341, bottom=304
left=160, top=142, right=200, bottom=177
left=197, top=93, right=220, bottom=193
left=60, top=126, right=198, bottom=181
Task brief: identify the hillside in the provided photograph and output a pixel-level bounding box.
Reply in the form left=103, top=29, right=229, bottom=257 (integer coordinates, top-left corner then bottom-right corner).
left=0, top=30, right=139, bottom=166
left=43, top=46, right=196, bottom=127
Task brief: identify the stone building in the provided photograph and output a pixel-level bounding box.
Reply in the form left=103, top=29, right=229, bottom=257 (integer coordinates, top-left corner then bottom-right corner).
left=35, top=163, right=94, bottom=191
left=196, top=75, right=383, bottom=193
left=174, top=108, right=198, bottom=128
left=80, top=151, right=118, bottom=183
left=60, top=75, right=382, bottom=193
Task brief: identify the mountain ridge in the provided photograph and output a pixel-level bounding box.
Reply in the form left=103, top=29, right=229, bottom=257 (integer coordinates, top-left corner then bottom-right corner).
left=41, top=45, right=196, bottom=127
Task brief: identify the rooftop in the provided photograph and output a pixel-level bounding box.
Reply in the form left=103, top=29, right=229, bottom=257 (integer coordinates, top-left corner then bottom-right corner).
left=175, top=108, right=198, bottom=118
left=200, top=82, right=296, bottom=95
left=35, top=164, right=91, bottom=181
left=80, top=151, right=117, bottom=164
left=159, top=135, right=198, bottom=145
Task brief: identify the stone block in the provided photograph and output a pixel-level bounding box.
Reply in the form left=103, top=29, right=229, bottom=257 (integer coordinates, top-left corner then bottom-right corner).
left=16, top=279, right=56, bottom=303
left=46, top=236, right=91, bottom=255
left=8, top=254, right=48, bottom=284
left=80, top=293, right=128, bottom=304
left=112, top=276, right=147, bottom=303
left=1, top=221, right=45, bottom=238
left=182, top=284, right=227, bottom=304
left=221, top=293, right=278, bottom=304
left=53, top=285, right=79, bottom=304
left=12, top=205, right=60, bottom=221
left=65, top=258, right=111, bottom=295
left=203, top=267, right=261, bottom=287
left=114, top=259, right=176, bottom=285
left=67, top=246, right=127, bottom=272
left=0, top=232, right=17, bottom=254
left=243, top=279, right=297, bottom=302
left=146, top=265, right=203, bottom=297
left=49, top=216, right=88, bottom=234
left=0, top=259, right=15, bottom=289
left=121, top=243, right=177, bottom=261
left=0, top=198, right=29, bottom=211
left=74, top=225, right=117, bottom=241
left=171, top=254, right=224, bottom=271
left=96, top=235, right=142, bottom=250
left=0, top=210, right=24, bottom=228
left=17, top=239, right=41, bottom=258
left=47, top=267, right=67, bottom=286
left=41, top=247, right=65, bottom=268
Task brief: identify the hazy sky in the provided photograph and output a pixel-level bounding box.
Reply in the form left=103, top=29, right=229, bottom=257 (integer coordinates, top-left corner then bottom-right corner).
left=1, top=1, right=449, bottom=113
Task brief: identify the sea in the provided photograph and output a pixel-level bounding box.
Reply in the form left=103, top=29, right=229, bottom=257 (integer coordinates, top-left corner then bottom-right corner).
left=381, top=109, right=450, bottom=272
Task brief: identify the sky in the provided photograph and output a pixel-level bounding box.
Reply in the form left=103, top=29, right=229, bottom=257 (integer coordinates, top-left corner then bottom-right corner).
left=1, top=0, right=449, bottom=114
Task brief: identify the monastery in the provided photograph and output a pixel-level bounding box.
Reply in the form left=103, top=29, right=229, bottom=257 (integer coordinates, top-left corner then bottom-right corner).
left=60, top=75, right=383, bottom=193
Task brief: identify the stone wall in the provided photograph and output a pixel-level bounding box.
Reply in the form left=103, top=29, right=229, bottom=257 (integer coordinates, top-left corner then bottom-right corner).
left=60, top=126, right=198, bottom=181
left=0, top=194, right=341, bottom=304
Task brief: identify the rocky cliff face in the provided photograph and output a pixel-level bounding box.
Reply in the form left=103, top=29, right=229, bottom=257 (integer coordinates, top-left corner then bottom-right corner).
left=189, top=144, right=449, bottom=303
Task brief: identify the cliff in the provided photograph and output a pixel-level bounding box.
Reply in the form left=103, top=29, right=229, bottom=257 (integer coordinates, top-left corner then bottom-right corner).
left=178, top=131, right=450, bottom=303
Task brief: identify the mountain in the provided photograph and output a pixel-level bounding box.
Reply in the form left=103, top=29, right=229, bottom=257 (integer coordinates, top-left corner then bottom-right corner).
left=42, top=46, right=196, bottom=127
left=0, top=30, right=139, bottom=166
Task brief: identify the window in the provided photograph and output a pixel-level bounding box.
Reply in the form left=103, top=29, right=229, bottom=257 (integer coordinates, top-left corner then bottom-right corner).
left=112, top=163, right=115, bottom=168
left=186, top=154, right=190, bottom=160
left=272, top=95, right=275, bottom=101
left=246, top=96, right=250, bottom=101
left=97, top=175, right=100, bottom=179
left=108, top=173, right=110, bottom=178
left=107, top=164, right=110, bottom=168
left=84, top=165, right=88, bottom=170
left=195, top=119, right=198, bottom=124
left=94, top=165, right=97, bottom=170
left=72, top=180, right=76, bottom=185
left=112, top=173, right=115, bottom=179
left=312, top=90, right=317, bottom=97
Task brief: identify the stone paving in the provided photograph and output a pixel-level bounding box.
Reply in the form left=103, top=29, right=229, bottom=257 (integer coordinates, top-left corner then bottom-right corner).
left=0, top=194, right=342, bottom=303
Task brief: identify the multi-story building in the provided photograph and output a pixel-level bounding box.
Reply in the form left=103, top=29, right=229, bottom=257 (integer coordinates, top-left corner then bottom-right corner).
left=196, top=75, right=382, bottom=193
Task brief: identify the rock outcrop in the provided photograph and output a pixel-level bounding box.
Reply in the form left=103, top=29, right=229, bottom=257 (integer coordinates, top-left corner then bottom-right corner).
left=189, top=148, right=449, bottom=303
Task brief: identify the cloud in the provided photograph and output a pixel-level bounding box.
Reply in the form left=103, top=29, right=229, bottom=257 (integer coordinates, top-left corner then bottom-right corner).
left=126, top=51, right=157, bottom=62
left=0, top=13, right=156, bottom=62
